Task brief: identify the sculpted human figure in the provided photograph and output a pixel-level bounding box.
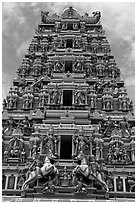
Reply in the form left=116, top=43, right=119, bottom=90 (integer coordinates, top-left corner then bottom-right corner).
left=4, top=148, right=9, bottom=162
left=74, top=61, right=82, bottom=72
left=75, top=88, right=86, bottom=105
left=104, top=117, right=114, bottom=136
left=119, top=117, right=130, bottom=138
left=20, top=116, right=31, bottom=136
left=106, top=148, right=113, bottom=164
left=50, top=85, right=61, bottom=105
left=3, top=116, right=17, bottom=136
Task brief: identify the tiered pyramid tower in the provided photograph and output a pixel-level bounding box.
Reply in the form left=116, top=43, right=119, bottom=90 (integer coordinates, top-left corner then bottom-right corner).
left=2, top=7, right=135, bottom=200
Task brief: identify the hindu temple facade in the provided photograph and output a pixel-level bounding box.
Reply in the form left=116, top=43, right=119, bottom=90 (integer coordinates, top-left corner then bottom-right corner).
left=2, top=7, right=135, bottom=201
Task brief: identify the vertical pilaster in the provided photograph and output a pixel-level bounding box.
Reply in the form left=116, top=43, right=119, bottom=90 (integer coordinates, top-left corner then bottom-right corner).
left=123, top=177, right=126, bottom=192
left=114, top=177, right=117, bottom=192
left=72, top=135, right=75, bottom=158
left=14, top=175, right=18, bottom=190
left=58, top=136, right=61, bottom=158
left=5, top=175, right=9, bottom=190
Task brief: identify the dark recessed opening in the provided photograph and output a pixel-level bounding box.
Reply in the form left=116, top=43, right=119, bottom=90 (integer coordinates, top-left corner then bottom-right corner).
left=67, top=23, right=73, bottom=30
left=66, top=39, right=73, bottom=48
left=60, top=135, right=72, bottom=159
left=63, top=90, right=72, bottom=106
left=65, top=60, right=72, bottom=73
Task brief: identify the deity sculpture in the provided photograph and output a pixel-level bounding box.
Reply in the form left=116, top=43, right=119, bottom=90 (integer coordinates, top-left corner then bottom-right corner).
left=119, top=117, right=130, bottom=138
left=20, top=116, right=31, bottom=136
left=4, top=148, right=9, bottom=162
left=42, top=132, right=58, bottom=157
left=103, top=117, right=114, bottom=136
left=50, top=86, right=61, bottom=105
left=9, top=136, right=23, bottom=159
left=22, top=91, right=33, bottom=109
left=73, top=60, right=83, bottom=73
left=74, top=87, right=86, bottom=105
left=54, top=61, right=64, bottom=72
left=3, top=116, right=17, bottom=136
left=39, top=90, right=48, bottom=107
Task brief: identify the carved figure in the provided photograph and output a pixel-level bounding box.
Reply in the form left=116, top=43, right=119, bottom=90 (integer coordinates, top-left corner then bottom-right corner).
left=54, top=61, right=63, bottom=72
left=39, top=91, right=48, bottom=107
left=9, top=136, right=23, bottom=158
left=4, top=148, right=9, bottom=162
left=103, top=117, right=114, bottom=136
left=22, top=156, right=58, bottom=190
left=75, top=88, right=86, bottom=105
left=20, top=116, right=31, bottom=136
left=74, top=61, right=83, bottom=72
left=50, top=86, right=61, bottom=105
left=41, top=11, right=49, bottom=23
left=72, top=155, right=109, bottom=192
left=42, top=176, right=55, bottom=193
left=119, top=117, right=130, bottom=138
left=3, top=116, right=17, bottom=136
left=74, top=135, right=89, bottom=158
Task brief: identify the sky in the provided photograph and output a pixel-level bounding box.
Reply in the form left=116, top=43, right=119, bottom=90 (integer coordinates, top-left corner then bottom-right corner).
left=2, top=2, right=135, bottom=104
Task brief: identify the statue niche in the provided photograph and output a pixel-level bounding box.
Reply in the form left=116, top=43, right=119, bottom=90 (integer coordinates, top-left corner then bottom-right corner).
left=74, top=86, right=86, bottom=105
left=106, top=139, right=130, bottom=164
left=54, top=60, right=64, bottom=73
left=8, top=136, right=24, bottom=161
left=50, top=85, right=62, bottom=105
left=73, top=127, right=90, bottom=159
left=33, top=59, right=42, bottom=77
left=39, top=89, right=48, bottom=108
left=102, top=89, right=113, bottom=111
left=6, top=87, right=18, bottom=109
left=22, top=89, right=34, bottom=109
left=42, top=127, right=59, bottom=158
left=73, top=60, right=83, bottom=73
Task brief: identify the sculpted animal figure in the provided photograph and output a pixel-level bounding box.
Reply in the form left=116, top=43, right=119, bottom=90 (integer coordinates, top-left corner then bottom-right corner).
left=72, top=155, right=109, bottom=192
left=91, top=11, right=101, bottom=24
left=22, top=156, right=58, bottom=190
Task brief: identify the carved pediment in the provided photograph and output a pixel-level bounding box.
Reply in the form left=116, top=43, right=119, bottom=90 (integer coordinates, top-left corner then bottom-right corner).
left=62, top=7, right=81, bottom=19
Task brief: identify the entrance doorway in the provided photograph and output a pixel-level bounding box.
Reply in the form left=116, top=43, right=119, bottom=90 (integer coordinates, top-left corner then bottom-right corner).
left=63, top=90, right=72, bottom=106
left=67, top=23, right=73, bottom=30
left=66, top=39, right=73, bottom=48
left=60, top=135, right=72, bottom=159
left=65, top=60, right=72, bottom=73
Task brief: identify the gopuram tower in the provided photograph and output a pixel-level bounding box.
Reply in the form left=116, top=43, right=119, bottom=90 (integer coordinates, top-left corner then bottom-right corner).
left=2, top=7, right=135, bottom=201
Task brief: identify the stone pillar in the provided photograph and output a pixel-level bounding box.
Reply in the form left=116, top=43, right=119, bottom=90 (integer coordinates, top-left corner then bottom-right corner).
left=60, top=90, right=63, bottom=106
left=131, top=149, right=135, bottom=163
left=72, top=90, right=75, bottom=105
left=100, top=144, right=103, bottom=159
left=90, top=140, right=93, bottom=157
left=114, top=177, right=117, bottom=192
left=72, top=135, right=75, bottom=158
left=5, top=175, right=9, bottom=190
left=58, top=136, right=61, bottom=158
left=14, top=175, right=18, bottom=190
left=123, top=177, right=126, bottom=192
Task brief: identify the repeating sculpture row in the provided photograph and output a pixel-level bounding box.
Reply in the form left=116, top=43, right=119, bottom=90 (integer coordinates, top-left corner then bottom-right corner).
left=3, top=121, right=134, bottom=164
left=17, top=56, right=120, bottom=79
left=4, top=84, right=133, bottom=112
